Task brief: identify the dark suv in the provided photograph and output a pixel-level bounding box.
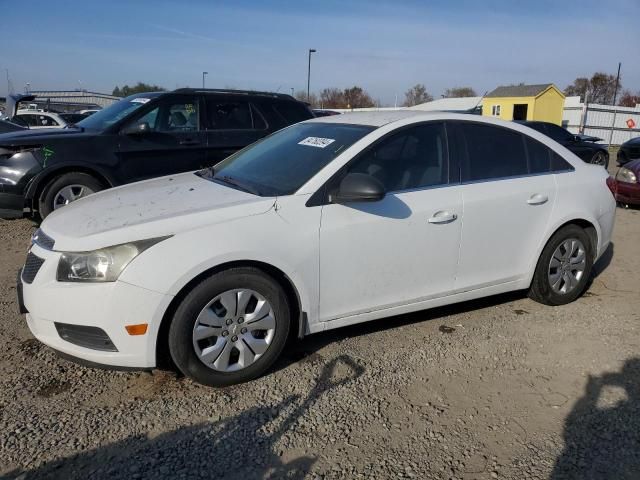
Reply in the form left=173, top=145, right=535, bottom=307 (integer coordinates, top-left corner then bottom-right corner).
left=518, top=121, right=609, bottom=169
left=0, top=89, right=313, bottom=219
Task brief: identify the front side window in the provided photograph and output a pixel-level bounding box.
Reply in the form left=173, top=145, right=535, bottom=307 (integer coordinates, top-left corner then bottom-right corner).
left=346, top=123, right=448, bottom=192
left=126, top=97, right=199, bottom=133
left=77, top=93, right=163, bottom=131
left=458, top=123, right=528, bottom=181
left=198, top=122, right=375, bottom=196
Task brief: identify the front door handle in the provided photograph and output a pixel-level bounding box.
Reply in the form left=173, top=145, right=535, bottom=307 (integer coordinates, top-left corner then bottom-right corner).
left=428, top=211, right=458, bottom=224
left=527, top=194, right=548, bottom=205
left=179, top=139, right=201, bottom=146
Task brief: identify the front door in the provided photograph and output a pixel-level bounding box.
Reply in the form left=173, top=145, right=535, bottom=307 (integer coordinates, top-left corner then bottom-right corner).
left=116, top=94, right=207, bottom=183
left=319, top=122, right=462, bottom=322
left=452, top=121, right=557, bottom=289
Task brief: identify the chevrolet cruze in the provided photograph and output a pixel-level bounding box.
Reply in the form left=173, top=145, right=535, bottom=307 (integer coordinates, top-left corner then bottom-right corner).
left=19, top=111, right=616, bottom=387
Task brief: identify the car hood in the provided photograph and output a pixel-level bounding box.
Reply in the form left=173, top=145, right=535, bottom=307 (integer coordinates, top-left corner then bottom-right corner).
left=0, top=126, right=88, bottom=144
left=41, top=172, right=276, bottom=251
left=623, top=137, right=640, bottom=147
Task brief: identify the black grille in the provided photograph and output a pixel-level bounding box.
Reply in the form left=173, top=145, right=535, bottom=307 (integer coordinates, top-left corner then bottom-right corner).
left=22, top=252, right=45, bottom=284
left=54, top=323, right=118, bottom=352
left=32, top=229, right=55, bottom=250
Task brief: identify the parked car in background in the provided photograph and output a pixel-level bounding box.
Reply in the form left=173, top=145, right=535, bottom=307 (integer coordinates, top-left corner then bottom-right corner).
left=14, top=110, right=68, bottom=129
left=19, top=111, right=615, bottom=387
left=608, top=159, right=640, bottom=206
left=313, top=109, right=341, bottom=117
left=617, top=136, right=640, bottom=166
left=0, top=89, right=313, bottom=219
left=58, top=112, right=90, bottom=125
left=77, top=109, right=100, bottom=116
left=518, top=121, right=609, bottom=169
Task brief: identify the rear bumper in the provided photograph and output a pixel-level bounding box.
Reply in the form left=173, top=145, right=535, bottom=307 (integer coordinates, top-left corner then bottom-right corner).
left=611, top=179, right=640, bottom=205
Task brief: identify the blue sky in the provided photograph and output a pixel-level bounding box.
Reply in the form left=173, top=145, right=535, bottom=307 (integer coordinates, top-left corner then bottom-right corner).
left=1, top=0, right=638, bottom=105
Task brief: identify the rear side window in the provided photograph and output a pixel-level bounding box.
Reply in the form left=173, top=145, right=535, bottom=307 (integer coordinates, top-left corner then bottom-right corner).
left=272, top=102, right=312, bottom=123
left=525, top=136, right=574, bottom=173
left=205, top=100, right=254, bottom=130
left=551, top=151, right=573, bottom=171
left=458, top=123, right=527, bottom=182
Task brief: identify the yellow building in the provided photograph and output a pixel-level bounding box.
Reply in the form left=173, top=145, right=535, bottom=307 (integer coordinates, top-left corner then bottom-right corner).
left=482, top=84, right=565, bottom=125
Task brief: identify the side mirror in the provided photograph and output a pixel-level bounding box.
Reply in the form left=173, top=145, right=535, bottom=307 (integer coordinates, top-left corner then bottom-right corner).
left=331, top=173, right=385, bottom=204
left=121, top=122, right=150, bottom=135
left=570, top=134, right=581, bottom=142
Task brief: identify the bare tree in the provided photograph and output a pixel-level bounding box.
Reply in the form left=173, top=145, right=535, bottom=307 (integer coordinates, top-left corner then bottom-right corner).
left=565, top=72, right=621, bottom=104
left=294, top=90, right=318, bottom=107
left=619, top=90, right=640, bottom=108
left=402, top=84, right=433, bottom=106
left=343, top=86, right=375, bottom=109
left=443, top=87, right=477, bottom=98
left=319, top=88, right=346, bottom=109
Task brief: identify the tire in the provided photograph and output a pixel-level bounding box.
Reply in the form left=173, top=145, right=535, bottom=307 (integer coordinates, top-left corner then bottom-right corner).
left=38, top=172, right=104, bottom=219
left=528, top=225, right=594, bottom=306
left=168, top=267, right=291, bottom=387
left=589, top=151, right=609, bottom=170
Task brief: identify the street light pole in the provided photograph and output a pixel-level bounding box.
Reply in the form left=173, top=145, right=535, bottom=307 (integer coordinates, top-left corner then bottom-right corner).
left=202, top=71, right=208, bottom=89
left=307, top=49, right=316, bottom=102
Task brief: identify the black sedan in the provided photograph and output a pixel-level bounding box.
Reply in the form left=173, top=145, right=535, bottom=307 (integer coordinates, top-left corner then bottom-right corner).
left=617, top=136, right=640, bottom=166
left=0, top=88, right=313, bottom=219
left=519, top=121, right=609, bottom=169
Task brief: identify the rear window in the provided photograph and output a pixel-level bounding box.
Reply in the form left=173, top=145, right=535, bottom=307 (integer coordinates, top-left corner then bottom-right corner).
left=271, top=102, right=313, bottom=124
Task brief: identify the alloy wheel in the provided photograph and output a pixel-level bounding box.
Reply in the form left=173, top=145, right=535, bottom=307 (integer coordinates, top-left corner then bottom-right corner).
left=548, top=238, right=587, bottom=294
left=53, top=184, right=95, bottom=209
left=591, top=152, right=606, bottom=166
left=192, top=289, right=276, bottom=372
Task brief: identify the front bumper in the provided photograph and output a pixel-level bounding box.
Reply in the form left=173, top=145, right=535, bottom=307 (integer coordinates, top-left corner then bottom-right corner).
left=21, top=244, right=174, bottom=368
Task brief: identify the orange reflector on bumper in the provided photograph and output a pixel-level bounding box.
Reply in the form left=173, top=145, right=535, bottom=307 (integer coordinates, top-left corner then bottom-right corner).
left=125, top=324, right=148, bottom=335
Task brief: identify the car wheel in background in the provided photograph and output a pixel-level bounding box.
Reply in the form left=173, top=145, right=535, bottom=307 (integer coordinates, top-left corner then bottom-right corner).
left=528, top=224, right=594, bottom=306
left=39, top=172, right=104, bottom=218
left=168, top=267, right=291, bottom=387
left=590, top=151, right=608, bottom=169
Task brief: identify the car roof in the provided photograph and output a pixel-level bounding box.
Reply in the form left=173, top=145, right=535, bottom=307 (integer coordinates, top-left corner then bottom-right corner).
left=172, top=88, right=297, bottom=101
left=305, top=110, right=434, bottom=127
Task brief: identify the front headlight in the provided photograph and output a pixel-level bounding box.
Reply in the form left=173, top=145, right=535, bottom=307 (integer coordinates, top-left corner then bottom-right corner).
left=616, top=167, right=638, bottom=184
left=57, top=237, right=170, bottom=282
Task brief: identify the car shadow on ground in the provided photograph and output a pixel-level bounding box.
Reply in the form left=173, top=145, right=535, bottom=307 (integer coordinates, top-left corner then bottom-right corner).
left=551, top=357, right=640, bottom=479
left=6, top=354, right=364, bottom=480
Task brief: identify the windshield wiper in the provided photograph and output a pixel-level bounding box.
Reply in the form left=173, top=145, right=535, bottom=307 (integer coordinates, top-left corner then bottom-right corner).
left=214, top=175, right=260, bottom=195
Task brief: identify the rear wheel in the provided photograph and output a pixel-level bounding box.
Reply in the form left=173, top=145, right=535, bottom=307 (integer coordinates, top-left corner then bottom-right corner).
left=529, top=225, right=594, bottom=306
left=590, top=151, right=608, bottom=169
left=38, top=172, right=104, bottom=218
left=168, top=267, right=291, bottom=387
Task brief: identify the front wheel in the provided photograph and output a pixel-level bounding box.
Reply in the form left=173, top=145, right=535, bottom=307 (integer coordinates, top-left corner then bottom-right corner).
left=168, top=267, right=291, bottom=387
left=590, top=151, right=609, bottom=170
left=528, top=225, right=594, bottom=306
left=38, top=172, right=104, bottom=219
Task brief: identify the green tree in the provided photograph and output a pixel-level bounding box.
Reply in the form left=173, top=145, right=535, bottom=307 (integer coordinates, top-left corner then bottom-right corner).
left=112, top=82, right=166, bottom=97
left=443, top=86, right=477, bottom=98
left=402, top=84, right=433, bottom=106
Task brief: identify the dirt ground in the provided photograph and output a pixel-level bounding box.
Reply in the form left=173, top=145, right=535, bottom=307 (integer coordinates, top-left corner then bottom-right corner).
left=0, top=204, right=639, bottom=479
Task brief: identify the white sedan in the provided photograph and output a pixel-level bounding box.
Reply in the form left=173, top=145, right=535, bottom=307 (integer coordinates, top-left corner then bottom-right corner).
left=20, top=111, right=616, bottom=387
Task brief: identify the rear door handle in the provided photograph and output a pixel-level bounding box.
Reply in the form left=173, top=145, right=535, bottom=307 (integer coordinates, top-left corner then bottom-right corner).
left=527, top=194, right=548, bottom=205
left=428, top=211, right=458, bottom=224
left=179, top=139, right=201, bottom=146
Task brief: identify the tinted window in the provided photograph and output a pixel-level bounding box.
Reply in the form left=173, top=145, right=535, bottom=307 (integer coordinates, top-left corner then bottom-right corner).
left=525, top=136, right=551, bottom=174
left=199, top=122, right=374, bottom=196
left=77, top=94, right=162, bottom=131
left=251, top=105, right=267, bottom=130
left=17, top=114, right=37, bottom=127
left=545, top=123, right=573, bottom=143
left=205, top=100, right=253, bottom=130
left=271, top=102, right=312, bottom=124
left=459, top=123, right=527, bottom=181
left=347, top=123, right=448, bottom=192
left=551, top=151, right=573, bottom=171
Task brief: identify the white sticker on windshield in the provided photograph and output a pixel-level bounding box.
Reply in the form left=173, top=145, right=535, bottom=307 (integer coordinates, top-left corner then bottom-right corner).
left=298, top=136, right=335, bottom=148
left=131, top=98, right=150, bottom=104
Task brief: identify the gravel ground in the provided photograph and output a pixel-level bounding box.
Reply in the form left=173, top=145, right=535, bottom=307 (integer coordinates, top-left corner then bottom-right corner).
left=0, top=206, right=639, bottom=480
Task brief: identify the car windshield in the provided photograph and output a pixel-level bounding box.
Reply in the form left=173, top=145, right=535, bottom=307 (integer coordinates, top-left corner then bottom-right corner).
left=76, top=94, right=161, bottom=131
left=198, top=122, right=375, bottom=196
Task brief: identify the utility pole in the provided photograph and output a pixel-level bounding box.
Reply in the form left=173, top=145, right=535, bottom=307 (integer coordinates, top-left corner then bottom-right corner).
left=307, top=49, right=316, bottom=102
left=291, top=87, right=294, bottom=96
left=202, top=71, right=208, bottom=89
left=608, top=62, right=621, bottom=147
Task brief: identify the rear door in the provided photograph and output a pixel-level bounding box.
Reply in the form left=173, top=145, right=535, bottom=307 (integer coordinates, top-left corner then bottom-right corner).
left=452, top=121, right=557, bottom=290
left=201, top=96, right=268, bottom=167
left=116, top=94, right=206, bottom=182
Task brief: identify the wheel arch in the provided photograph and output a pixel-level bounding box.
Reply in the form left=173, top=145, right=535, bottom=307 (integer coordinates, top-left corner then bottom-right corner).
left=155, top=259, right=304, bottom=369
left=25, top=164, right=114, bottom=206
